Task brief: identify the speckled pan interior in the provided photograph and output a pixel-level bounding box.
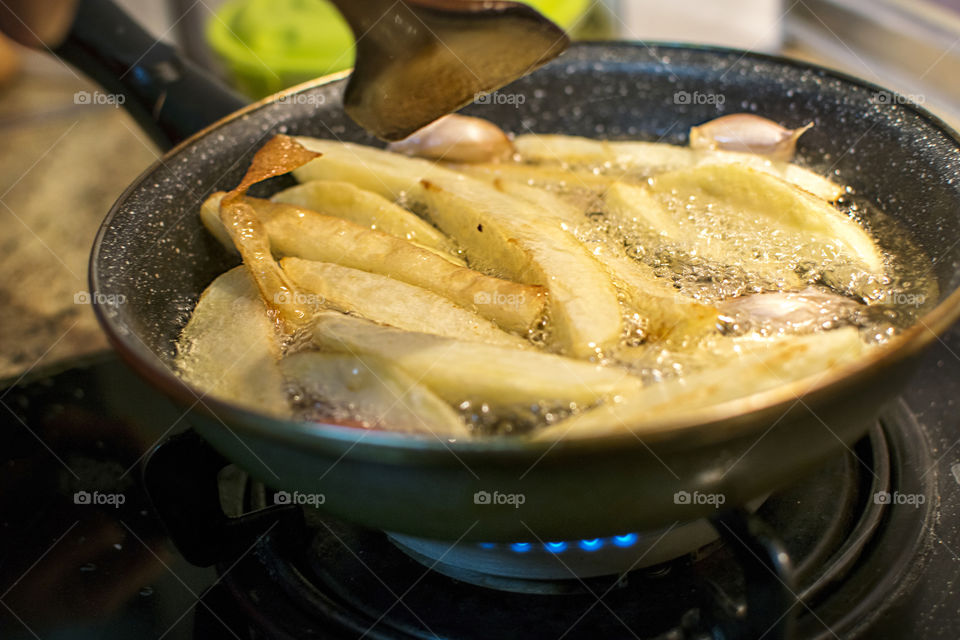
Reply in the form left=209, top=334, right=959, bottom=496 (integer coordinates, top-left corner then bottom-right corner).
left=91, top=42, right=960, bottom=375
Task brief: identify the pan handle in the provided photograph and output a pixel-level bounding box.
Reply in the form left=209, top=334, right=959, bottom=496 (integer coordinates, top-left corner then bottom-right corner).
left=54, top=0, right=246, bottom=150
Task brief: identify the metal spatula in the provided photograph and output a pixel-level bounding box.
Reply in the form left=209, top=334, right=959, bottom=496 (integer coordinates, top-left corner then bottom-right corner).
left=328, top=0, right=569, bottom=141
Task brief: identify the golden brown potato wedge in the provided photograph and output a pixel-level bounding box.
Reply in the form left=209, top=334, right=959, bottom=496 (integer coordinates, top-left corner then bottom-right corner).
left=311, top=311, right=642, bottom=407
left=493, top=182, right=720, bottom=343
left=514, top=135, right=691, bottom=171
left=585, top=243, right=720, bottom=343
left=512, top=134, right=845, bottom=201
left=281, top=352, right=469, bottom=438
left=270, top=179, right=455, bottom=252
left=280, top=257, right=529, bottom=348
left=292, top=138, right=422, bottom=196
left=492, top=178, right=585, bottom=224
left=533, top=327, right=865, bottom=440
left=292, top=138, right=623, bottom=357
left=648, top=164, right=883, bottom=273
left=604, top=181, right=684, bottom=241
left=457, top=162, right=618, bottom=190
left=201, top=192, right=545, bottom=334
left=216, top=136, right=321, bottom=329
left=176, top=267, right=289, bottom=417
left=420, top=179, right=622, bottom=357
left=604, top=180, right=808, bottom=289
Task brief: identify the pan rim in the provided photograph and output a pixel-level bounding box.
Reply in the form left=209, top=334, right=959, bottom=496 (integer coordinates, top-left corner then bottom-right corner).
left=90, top=41, right=960, bottom=458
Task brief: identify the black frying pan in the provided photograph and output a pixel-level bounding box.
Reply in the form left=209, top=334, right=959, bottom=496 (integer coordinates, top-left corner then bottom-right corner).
left=61, top=0, right=960, bottom=543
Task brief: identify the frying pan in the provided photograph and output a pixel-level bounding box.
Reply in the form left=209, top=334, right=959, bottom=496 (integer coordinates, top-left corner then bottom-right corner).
left=62, top=1, right=960, bottom=542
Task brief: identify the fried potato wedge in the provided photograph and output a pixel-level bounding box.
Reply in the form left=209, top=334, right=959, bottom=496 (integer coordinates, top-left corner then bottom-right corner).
left=408, top=241, right=467, bottom=266
left=496, top=180, right=720, bottom=343
left=704, top=150, right=844, bottom=202
left=484, top=181, right=719, bottom=344
left=492, top=178, right=585, bottom=224
left=311, top=311, right=641, bottom=407
left=490, top=182, right=719, bottom=343
left=515, top=135, right=691, bottom=171
left=281, top=352, right=469, bottom=438
left=649, top=164, right=883, bottom=273
left=281, top=257, right=528, bottom=348
left=292, top=138, right=623, bottom=357
left=218, top=135, right=321, bottom=329
left=604, top=181, right=683, bottom=241
left=176, top=267, right=289, bottom=417
left=604, top=180, right=807, bottom=289
left=201, top=192, right=544, bottom=333
left=513, top=134, right=844, bottom=201
left=292, top=138, right=422, bottom=196
left=420, top=180, right=622, bottom=357
left=532, top=327, right=865, bottom=440
left=457, top=162, right=617, bottom=190
left=586, top=243, right=720, bottom=343
left=270, top=179, right=455, bottom=253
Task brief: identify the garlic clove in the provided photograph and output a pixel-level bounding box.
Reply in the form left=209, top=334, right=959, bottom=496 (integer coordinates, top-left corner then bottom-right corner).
left=689, top=114, right=813, bottom=161
left=387, top=114, right=514, bottom=163
left=719, top=288, right=860, bottom=336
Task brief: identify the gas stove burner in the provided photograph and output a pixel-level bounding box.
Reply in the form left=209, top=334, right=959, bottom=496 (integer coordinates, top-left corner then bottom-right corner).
left=387, top=522, right=721, bottom=590
left=388, top=523, right=721, bottom=586
left=386, top=502, right=769, bottom=589
left=139, top=400, right=937, bottom=639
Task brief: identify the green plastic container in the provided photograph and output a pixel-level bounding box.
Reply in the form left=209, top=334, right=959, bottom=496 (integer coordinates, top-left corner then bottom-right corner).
left=207, top=0, right=590, bottom=98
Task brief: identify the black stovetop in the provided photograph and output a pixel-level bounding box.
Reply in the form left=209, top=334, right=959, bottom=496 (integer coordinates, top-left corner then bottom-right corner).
left=1, top=329, right=960, bottom=639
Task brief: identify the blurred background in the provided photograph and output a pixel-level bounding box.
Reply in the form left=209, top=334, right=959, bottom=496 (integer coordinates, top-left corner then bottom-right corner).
left=1, top=0, right=960, bottom=379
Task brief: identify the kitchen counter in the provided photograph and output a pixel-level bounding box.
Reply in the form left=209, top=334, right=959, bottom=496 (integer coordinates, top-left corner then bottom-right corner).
left=0, top=50, right=158, bottom=380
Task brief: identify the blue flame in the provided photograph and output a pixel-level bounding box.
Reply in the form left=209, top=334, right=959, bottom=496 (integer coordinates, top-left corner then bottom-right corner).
left=578, top=538, right=603, bottom=552
left=478, top=533, right=642, bottom=553
left=613, top=533, right=639, bottom=547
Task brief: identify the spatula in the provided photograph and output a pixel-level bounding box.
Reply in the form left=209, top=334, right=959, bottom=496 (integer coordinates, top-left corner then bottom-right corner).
left=328, top=0, right=570, bottom=141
